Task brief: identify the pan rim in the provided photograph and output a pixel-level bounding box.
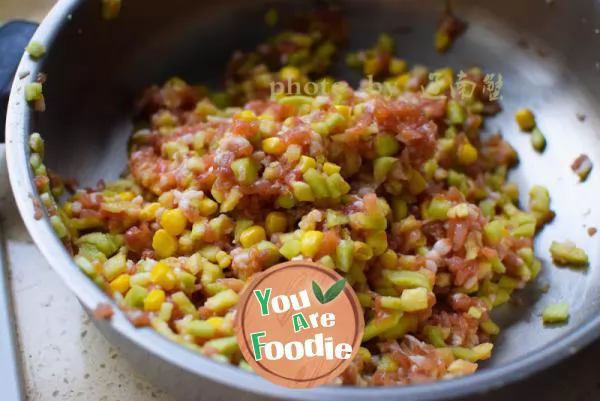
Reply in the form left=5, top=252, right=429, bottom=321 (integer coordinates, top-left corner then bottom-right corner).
left=6, top=0, right=600, bottom=400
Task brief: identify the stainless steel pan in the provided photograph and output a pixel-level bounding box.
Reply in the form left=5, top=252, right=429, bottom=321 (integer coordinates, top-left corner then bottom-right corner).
left=4, top=0, right=600, bottom=400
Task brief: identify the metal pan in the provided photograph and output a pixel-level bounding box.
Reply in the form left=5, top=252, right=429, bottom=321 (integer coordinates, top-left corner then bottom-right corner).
left=4, top=0, right=600, bottom=400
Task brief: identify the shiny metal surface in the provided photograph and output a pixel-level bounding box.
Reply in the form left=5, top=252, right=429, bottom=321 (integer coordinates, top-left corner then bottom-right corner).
left=5, top=0, right=600, bottom=399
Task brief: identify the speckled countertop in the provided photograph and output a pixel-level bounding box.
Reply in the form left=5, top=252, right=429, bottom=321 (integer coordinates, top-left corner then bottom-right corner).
left=3, top=2, right=600, bottom=400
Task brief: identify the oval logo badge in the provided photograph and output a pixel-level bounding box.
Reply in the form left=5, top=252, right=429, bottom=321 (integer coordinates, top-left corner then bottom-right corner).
left=235, top=261, right=364, bottom=388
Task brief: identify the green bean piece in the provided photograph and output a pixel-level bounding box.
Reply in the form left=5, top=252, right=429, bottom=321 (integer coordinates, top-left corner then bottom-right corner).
left=374, top=134, right=400, bottom=157
left=382, top=270, right=432, bottom=290
left=363, top=311, right=402, bottom=342
left=303, top=168, right=329, bottom=198
left=171, top=292, right=198, bottom=318
left=447, top=100, right=466, bottom=125
left=549, top=241, right=589, bottom=266
left=124, top=285, right=149, bottom=309
left=183, top=320, right=216, bottom=338
left=204, top=336, right=240, bottom=357
left=374, top=157, right=398, bottom=183
left=542, top=303, right=569, bottom=324
left=336, top=240, right=354, bottom=273
left=25, top=82, right=43, bottom=102
left=230, top=157, right=258, bottom=186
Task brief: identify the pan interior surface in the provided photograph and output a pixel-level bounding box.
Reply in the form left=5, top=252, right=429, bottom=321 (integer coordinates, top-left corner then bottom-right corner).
left=12, top=0, right=600, bottom=397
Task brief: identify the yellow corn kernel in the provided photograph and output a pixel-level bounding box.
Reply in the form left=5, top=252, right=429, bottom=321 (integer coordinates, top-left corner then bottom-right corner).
left=240, top=226, right=266, bottom=248
left=297, top=156, right=316, bottom=173
left=198, top=198, right=218, bottom=216
left=160, top=208, right=188, bottom=236
left=155, top=111, right=177, bottom=127
left=63, top=201, right=73, bottom=217
left=358, top=347, right=372, bottom=362
left=280, top=66, right=301, bottom=82
left=265, top=212, right=287, bottom=236
left=394, top=73, right=411, bottom=89
left=110, top=274, right=131, bottom=294
left=236, top=110, right=256, bottom=122
left=150, top=261, right=177, bottom=290
left=141, top=202, right=161, bottom=221
left=515, top=108, right=535, bottom=131
left=458, top=143, right=478, bottom=165
left=363, top=58, right=381, bottom=76
left=152, top=229, right=178, bottom=259
left=158, top=192, right=176, bottom=208
left=119, top=191, right=136, bottom=201
left=215, top=251, right=232, bottom=269
left=144, top=289, right=166, bottom=312
left=206, top=316, right=225, bottom=329
left=335, top=105, right=351, bottom=120
left=322, top=162, right=341, bottom=175
left=262, top=137, right=286, bottom=155
left=300, top=230, right=324, bottom=258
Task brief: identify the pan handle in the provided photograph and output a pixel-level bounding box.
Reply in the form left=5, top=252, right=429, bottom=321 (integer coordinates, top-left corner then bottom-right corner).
left=0, top=21, right=39, bottom=143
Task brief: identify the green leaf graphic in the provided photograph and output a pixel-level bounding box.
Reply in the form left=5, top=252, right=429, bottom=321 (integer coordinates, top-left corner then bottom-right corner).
left=323, top=279, right=347, bottom=304
left=312, top=280, right=325, bottom=304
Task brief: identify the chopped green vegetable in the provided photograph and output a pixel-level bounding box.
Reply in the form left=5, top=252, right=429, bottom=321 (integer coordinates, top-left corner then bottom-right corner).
left=542, top=303, right=569, bottom=324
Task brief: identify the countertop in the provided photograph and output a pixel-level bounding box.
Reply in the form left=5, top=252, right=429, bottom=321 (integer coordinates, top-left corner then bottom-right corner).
left=3, top=1, right=600, bottom=400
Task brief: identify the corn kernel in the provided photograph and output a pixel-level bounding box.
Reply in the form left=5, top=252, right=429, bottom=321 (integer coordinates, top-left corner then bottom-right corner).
left=63, top=201, right=73, bottom=217
left=119, top=191, right=136, bottom=201
left=240, top=226, right=266, bottom=248
left=395, top=73, right=411, bottom=90
left=215, top=251, right=232, bottom=269
left=152, top=229, right=178, bottom=259
left=206, top=316, right=225, bottom=329
left=236, top=110, right=256, bottom=122
left=110, top=274, right=131, bottom=294
left=335, top=105, right=351, bottom=120
left=262, top=137, right=286, bottom=155
left=198, top=198, right=218, bottom=216
left=154, top=110, right=177, bottom=127
left=265, top=212, right=287, bottom=236
left=389, top=58, right=407, bottom=75
left=150, top=262, right=177, bottom=290
left=158, top=192, right=176, bottom=209
left=458, top=143, right=478, bottom=165
left=300, top=230, right=324, bottom=258
left=515, top=108, right=536, bottom=131
left=141, top=202, right=161, bottom=221
left=322, top=162, right=341, bottom=175
left=144, top=289, right=166, bottom=311
left=363, top=57, right=381, bottom=76
left=280, top=66, right=301, bottom=82
left=160, top=208, right=188, bottom=236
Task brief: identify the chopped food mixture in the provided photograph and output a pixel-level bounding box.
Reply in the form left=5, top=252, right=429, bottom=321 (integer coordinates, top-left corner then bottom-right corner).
left=28, top=6, right=578, bottom=387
